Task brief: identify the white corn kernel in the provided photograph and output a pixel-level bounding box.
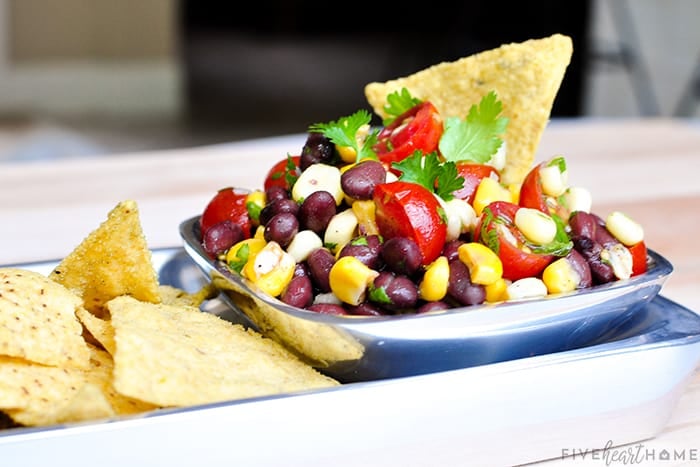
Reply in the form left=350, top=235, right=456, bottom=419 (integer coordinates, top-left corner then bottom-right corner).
left=601, top=243, right=633, bottom=280
left=562, top=186, right=592, bottom=214
left=292, top=163, right=343, bottom=205
left=605, top=211, right=644, bottom=246
left=324, top=209, right=358, bottom=252
left=514, top=207, right=557, bottom=245
left=506, top=277, right=548, bottom=300
left=439, top=196, right=477, bottom=241
left=539, top=163, right=568, bottom=197
left=285, top=229, right=323, bottom=262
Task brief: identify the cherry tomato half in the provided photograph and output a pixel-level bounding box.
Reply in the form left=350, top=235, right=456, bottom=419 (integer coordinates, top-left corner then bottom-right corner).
left=373, top=181, right=447, bottom=266
left=263, top=155, right=301, bottom=192
left=474, top=201, right=556, bottom=281
left=452, top=162, right=500, bottom=204
left=373, top=102, right=443, bottom=166
left=200, top=187, right=253, bottom=239
left=518, top=161, right=549, bottom=214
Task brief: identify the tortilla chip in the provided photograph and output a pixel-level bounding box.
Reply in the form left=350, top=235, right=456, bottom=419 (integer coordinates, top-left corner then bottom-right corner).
left=49, top=200, right=161, bottom=318
left=108, top=296, right=339, bottom=407
left=158, top=284, right=216, bottom=308
left=0, top=268, right=90, bottom=369
left=365, top=34, right=573, bottom=185
left=76, top=307, right=116, bottom=356
left=0, top=344, right=156, bottom=426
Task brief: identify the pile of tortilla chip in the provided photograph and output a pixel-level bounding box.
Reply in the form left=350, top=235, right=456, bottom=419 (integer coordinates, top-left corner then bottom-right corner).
left=365, top=33, right=573, bottom=186
left=0, top=200, right=338, bottom=429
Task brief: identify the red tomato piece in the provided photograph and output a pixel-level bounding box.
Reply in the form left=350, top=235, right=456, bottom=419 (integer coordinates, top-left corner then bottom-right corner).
left=200, top=187, right=253, bottom=238
left=473, top=201, right=555, bottom=281
left=373, top=181, right=446, bottom=266
left=518, top=161, right=549, bottom=214
left=628, top=241, right=648, bottom=276
left=373, top=102, right=443, bottom=166
left=452, top=163, right=500, bottom=204
left=263, top=155, right=300, bottom=192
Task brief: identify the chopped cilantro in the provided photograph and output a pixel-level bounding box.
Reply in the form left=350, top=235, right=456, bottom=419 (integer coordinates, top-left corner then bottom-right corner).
left=382, top=88, right=422, bottom=126
left=392, top=151, right=464, bottom=201
left=308, top=110, right=378, bottom=163
left=439, top=91, right=509, bottom=164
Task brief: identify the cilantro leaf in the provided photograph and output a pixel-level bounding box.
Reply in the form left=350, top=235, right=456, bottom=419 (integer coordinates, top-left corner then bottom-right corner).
left=382, top=88, right=422, bottom=126
left=439, top=91, right=509, bottom=164
left=308, top=110, right=378, bottom=163
left=392, top=151, right=464, bottom=201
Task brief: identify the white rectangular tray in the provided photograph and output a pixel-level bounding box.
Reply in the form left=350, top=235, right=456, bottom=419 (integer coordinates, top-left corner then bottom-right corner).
left=2, top=249, right=699, bottom=466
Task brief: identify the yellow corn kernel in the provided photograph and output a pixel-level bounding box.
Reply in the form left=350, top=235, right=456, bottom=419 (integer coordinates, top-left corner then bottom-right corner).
left=484, top=277, right=508, bottom=303
left=245, top=241, right=296, bottom=297
left=328, top=256, right=379, bottom=305
left=226, top=238, right=266, bottom=273
left=457, top=242, right=503, bottom=286
left=245, top=190, right=266, bottom=225
left=472, top=177, right=513, bottom=215
left=419, top=256, right=450, bottom=302
left=508, top=183, right=521, bottom=205
left=253, top=225, right=266, bottom=240
left=336, top=124, right=370, bottom=163
left=542, top=257, right=580, bottom=294
left=352, top=199, right=379, bottom=236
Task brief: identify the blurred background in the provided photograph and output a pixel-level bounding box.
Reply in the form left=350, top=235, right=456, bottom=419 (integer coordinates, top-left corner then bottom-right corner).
left=0, top=0, right=698, bottom=161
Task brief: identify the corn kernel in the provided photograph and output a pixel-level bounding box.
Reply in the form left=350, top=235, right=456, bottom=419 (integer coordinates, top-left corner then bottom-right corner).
left=329, top=256, right=379, bottom=305
left=419, top=256, right=450, bottom=302
left=605, top=211, right=644, bottom=246
left=561, top=186, right=592, bottom=214
left=506, top=277, right=548, bottom=300
left=472, top=177, right=513, bottom=215
left=542, top=257, right=580, bottom=294
left=291, top=163, right=343, bottom=205
left=457, top=242, right=503, bottom=285
left=539, top=161, right=568, bottom=197
left=286, top=229, right=323, bottom=262
left=324, top=209, right=358, bottom=253
left=226, top=238, right=266, bottom=274
left=352, top=200, right=379, bottom=236
left=245, top=190, right=266, bottom=225
left=484, top=277, right=509, bottom=302
left=514, top=207, right=557, bottom=245
left=246, top=241, right=296, bottom=297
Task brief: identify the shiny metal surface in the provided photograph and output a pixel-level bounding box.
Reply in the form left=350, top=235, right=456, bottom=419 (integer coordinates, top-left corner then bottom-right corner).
left=180, top=215, right=675, bottom=382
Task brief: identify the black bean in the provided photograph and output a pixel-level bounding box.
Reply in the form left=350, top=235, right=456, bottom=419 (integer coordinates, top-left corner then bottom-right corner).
left=265, top=185, right=289, bottom=203
left=263, top=213, right=299, bottom=248
left=368, top=271, right=418, bottom=309
left=337, top=235, right=383, bottom=269
left=416, top=301, right=451, bottom=314
left=306, top=303, right=347, bottom=315
left=259, top=198, right=299, bottom=226
left=381, top=237, right=423, bottom=276
left=566, top=248, right=593, bottom=288
left=572, top=235, right=615, bottom=284
left=340, top=160, right=386, bottom=200
left=299, top=191, right=337, bottom=234
left=442, top=239, right=465, bottom=262
left=281, top=275, right=314, bottom=308
left=202, top=220, right=243, bottom=258
left=306, top=248, right=336, bottom=293
left=447, top=259, right=486, bottom=306
left=300, top=133, right=336, bottom=170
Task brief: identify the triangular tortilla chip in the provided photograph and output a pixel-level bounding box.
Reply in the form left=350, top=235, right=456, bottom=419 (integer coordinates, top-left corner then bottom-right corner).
left=365, top=33, right=573, bottom=185
left=0, top=268, right=90, bottom=369
left=108, top=296, right=339, bottom=407
left=49, top=200, right=161, bottom=318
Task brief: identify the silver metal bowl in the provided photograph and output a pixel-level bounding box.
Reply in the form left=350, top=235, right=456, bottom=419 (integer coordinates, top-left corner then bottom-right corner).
left=180, top=215, right=673, bottom=383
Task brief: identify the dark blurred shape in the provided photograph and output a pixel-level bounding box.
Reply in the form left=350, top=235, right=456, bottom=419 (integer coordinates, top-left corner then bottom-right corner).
left=181, top=2, right=591, bottom=139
